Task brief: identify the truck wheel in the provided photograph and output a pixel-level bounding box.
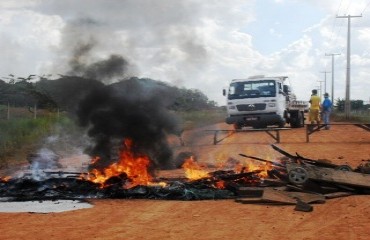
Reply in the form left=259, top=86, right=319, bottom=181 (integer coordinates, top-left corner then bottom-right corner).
left=233, top=123, right=242, bottom=130
left=278, top=120, right=286, bottom=128
left=300, top=112, right=305, bottom=126
left=253, top=123, right=266, bottom=129
left=290, top=112, right=304, bottom=128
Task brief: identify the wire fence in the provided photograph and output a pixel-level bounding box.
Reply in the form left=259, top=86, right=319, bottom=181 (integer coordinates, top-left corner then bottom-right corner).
left=0, top=103, right=58, bottom=120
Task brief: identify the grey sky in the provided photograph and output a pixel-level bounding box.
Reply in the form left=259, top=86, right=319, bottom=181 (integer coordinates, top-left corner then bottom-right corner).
left=0, top=0, right=369, bottom=104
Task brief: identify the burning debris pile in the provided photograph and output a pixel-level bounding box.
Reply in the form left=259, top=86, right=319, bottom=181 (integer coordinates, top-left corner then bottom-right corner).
left=235, top=145, right=370, bottom=211
left=0, top=71, right=369, bottom=211
left=0, top=147, right=271, bottom=201
left=1, top=144, right=369, bottom=213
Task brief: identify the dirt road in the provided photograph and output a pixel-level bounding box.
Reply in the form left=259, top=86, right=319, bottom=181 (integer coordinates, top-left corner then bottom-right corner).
left=1, top=123, right=370, bottom=240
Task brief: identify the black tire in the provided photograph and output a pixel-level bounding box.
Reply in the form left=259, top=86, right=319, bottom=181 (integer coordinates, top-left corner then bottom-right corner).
left=233, top=123, right=242, bottom=130
left=253, top=123, right=266, bottom=129
left=278, top=120, right=286, bottom=128
left=290, top=111, right=304, bottom=128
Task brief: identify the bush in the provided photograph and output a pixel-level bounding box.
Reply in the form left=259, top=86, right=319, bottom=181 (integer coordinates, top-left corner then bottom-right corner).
left=175, top=108, right=226, bottom=130
left=331, top=111, right=370, bottom=123
left=0, top=113, right=79, bottom=168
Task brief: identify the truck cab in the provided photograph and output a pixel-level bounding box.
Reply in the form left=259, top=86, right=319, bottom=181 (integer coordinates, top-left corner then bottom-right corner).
left=223, top=75, right=301, bottom=129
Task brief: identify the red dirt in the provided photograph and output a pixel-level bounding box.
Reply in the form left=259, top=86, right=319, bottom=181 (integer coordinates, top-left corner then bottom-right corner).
left=1, top=122, right=370, bottom=240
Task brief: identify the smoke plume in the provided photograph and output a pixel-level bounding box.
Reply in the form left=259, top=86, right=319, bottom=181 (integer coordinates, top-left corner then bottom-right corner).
left=77, top=77, right=181, bottom=170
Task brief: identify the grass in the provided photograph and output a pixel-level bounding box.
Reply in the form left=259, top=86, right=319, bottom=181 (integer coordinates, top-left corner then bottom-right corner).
left=332, top=111, right=370, bottom=123
left=0, top=107, right=227, bottom=169
left=175, top=108, right=226, bottom=130
left=0, top=111, right=81, bottom=169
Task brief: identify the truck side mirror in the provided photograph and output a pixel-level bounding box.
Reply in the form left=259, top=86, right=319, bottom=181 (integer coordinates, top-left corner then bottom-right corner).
left=222, top=89, right=226, bottom=96
left=283, top=85, right=291, bottom=93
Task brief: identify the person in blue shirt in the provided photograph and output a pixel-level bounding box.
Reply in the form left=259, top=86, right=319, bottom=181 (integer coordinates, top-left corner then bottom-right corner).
left=322, top=93, right=332, bottom=130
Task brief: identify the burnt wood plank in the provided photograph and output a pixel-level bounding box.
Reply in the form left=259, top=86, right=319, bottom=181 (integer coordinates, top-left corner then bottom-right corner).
left=236, top=188, right=297, bottom=205
left=324, top=192, right=354, bottom=199
left=285, top=191, right=326, bottom=204
left=261, top=188, right=298, bottom=204
left=236, top=187, right=264, bottom=197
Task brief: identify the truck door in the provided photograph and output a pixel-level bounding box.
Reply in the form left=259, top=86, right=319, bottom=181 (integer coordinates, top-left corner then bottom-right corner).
left=276, top=82, right=286, bottom=117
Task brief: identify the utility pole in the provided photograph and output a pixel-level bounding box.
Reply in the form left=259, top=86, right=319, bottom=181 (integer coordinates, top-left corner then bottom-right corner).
left=320, top=70, right=331, bottom=96
left=325, top=53, right=341, bottom=104
left=317, top=80, right=324, bottom=99
left=336, top=14, right=362, bottom=119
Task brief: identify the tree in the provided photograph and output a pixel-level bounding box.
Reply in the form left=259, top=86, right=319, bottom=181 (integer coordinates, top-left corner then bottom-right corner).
left=334, top=98, right=365, bottom=112
left=1, top=75, right=217, bottom=113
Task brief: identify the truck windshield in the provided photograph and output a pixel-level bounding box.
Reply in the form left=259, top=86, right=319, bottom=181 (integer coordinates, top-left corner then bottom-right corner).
left=228, top=80, right=276, bottom=100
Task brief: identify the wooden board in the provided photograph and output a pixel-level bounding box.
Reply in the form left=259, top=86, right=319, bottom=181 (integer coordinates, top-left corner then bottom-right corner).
left=235, top=188, right=325, bottom=205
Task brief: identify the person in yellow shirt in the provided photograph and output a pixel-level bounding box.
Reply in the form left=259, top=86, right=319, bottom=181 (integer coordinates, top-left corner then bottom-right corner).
left=309, top=89, right=321, bottom=127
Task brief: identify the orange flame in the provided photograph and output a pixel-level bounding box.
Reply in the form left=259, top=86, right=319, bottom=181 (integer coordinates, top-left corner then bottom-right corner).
left=181, top=156, right=210, bottom=180
left=0, top=176, right=11, bottom=182
left=243, top=162, right=272, bottom=178
left=81, top=138, right=153, bottom=188
left=215, top=180, right=226, bottom=189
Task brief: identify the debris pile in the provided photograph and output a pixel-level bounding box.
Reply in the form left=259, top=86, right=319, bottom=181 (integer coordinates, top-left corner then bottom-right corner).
left=0, top=145, right=369, bottom=212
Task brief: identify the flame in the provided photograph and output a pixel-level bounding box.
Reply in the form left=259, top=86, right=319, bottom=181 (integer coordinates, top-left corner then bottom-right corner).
left=0, top=176, right=11, bottom=182
left=181, top=155, right=274, bottom=185
left=81, top=138, right=153, bottom=188
left=90, top=156, right=100, bottom=165
left=181, top=156, right=210, bottom=180
left=244, top=162, right=272, bottom=178
left=81, top=141, right=276, bottom=190
left=215, top=180, right=226, bottom=189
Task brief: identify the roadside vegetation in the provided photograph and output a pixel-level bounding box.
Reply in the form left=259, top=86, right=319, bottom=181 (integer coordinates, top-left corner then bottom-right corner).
left=0, top=113, right=57, bottom=168
left=176, top=108, right=226, bottom=130
left=332, top=111, right=370, bottom=123
left=0, top=76, right=224, bottom=169
left=0, top=107, right=225, bottom=169
left=332, top=98, right=370, bottom=123
left=0, top=107, right=85, bottom=168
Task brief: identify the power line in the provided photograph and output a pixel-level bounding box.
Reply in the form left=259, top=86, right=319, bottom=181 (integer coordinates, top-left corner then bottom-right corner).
left=343, top=1, right=353, bottom=15
left=361, top=0, right=370, bottom=14
left=337, top=0, right=344, bottom=15
left=328, top=0, right=347, bottom=51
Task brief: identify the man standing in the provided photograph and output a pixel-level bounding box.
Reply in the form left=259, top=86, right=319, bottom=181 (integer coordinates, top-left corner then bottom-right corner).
left=309, top=89, right=321, bottom=129
left=322, top=93, right=333, bottom=130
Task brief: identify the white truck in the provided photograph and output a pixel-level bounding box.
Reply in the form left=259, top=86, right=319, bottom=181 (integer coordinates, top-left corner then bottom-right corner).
left=223, top=75, right=309, bottom=129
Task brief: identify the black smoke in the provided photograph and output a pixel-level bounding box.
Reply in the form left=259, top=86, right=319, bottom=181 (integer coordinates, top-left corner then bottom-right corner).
left=67, top=39, right=131, bottom=84
left=82, top=55, right=130, bottom=82
left=77, top=77, right=181, bottom=171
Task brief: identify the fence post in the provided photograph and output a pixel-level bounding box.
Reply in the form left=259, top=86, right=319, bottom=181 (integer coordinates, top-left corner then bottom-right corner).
left=7, top=102, right=10, bottom=120
left=34, top=104, right=37, bottom=119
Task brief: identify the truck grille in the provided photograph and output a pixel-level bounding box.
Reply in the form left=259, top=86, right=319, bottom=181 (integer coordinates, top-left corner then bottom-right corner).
left=236, top=103, right=266, bottom=111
